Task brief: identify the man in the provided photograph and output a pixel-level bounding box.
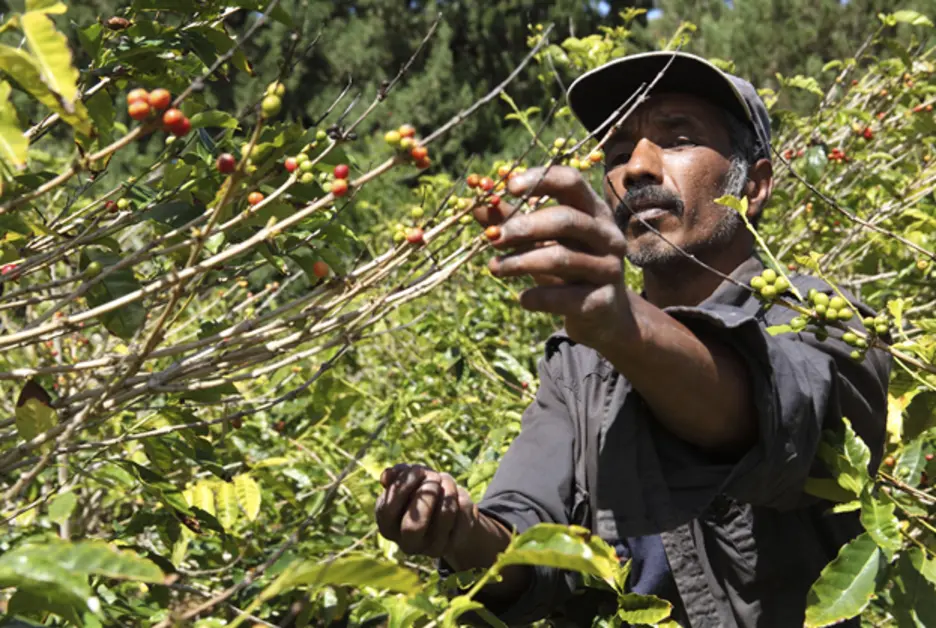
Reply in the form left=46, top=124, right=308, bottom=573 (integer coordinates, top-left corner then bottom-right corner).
left=374, top=52, right=890, bottom=627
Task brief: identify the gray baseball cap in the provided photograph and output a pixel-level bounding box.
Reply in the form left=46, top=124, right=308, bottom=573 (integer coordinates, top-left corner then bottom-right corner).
left=567, top=51, right=772, bottom=161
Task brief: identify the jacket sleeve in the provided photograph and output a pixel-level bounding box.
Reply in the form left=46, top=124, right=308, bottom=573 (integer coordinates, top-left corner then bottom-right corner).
left=444, top=343, right=581, bottom=624
left=656, top=299, right=891, bottom=511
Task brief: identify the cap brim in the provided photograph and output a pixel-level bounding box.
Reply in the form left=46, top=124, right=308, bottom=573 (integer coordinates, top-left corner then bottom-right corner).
left=567, top=51, right=754, bottom=136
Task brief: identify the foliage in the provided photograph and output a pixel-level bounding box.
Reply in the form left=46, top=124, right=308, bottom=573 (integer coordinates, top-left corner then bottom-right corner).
left=0, top=2, right=934, bottom=627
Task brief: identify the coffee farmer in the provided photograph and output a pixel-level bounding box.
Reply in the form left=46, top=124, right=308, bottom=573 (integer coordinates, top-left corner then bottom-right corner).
left=375, top=52, right=890, bottom=627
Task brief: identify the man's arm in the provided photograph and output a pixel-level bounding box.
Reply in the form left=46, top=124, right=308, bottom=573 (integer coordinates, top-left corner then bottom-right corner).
left=601, top=294, right=757, bottom=453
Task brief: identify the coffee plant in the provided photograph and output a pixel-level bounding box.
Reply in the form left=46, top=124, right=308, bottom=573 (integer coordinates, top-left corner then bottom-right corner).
left=0, top=2, right=933, bottom=626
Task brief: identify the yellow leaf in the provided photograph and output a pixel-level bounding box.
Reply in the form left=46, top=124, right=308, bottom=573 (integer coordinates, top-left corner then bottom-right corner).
left=886, top=392, right=915, bottom=445
left=0, top=44, right=90, bottom=134
left=25, top=1, right=67, bottom=14
left=189, top=481, right=216, bottom=516
left=233, top=474, right=261, bottom=522
left=0, top=81, right=27, bottom=168
left=214, top=481, right=238, bottom=530
left=22, top=11, right=79, bottom=104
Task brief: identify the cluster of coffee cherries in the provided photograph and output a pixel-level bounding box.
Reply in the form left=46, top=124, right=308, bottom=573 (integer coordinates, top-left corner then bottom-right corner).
left=384, top=124, right=431, bottom=170
left=282, top=131, right=329, bottom=180
left=261, top=81, right=284, bottom=119
left=126, top=87, right=191, bottom=136
left=827, top=147, right=850, bottom=163
left=551, top=138, right=604, bottom=171
left=749, top=268, right=791, bottom=300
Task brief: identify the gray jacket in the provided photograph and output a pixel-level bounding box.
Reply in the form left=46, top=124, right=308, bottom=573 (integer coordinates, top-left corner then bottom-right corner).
left=476, top=255, right=891, bottom=627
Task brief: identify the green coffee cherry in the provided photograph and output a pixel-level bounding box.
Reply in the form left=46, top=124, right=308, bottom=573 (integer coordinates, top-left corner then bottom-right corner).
left=836, top=308, right=853, bottom=321
left=791, top=316, right=807, bottom=331
left=815, top=304, right=827, bottom=316
left=875, top=323, right=889, bottom=335
left=316, top=130, right=327, bottom=141
left=300, top=160, right=315, bottom=173
left=760, top=285, right=777, bottom=299
left=829, top=296, right=847, bottom=310
left=856, top=338, right=868, bottom=349
left=410, top=206, right=424, bottom=219
left=825, top=309, right=838, bottom=322
left=299, top=172, right=316, bottom=184
left=812, top=293, right=830, bottom=307
left=842, top=332, right=858, bottom=345
left=261, top=95, right=282, bottom=118
left=751, top=276, right=767, bottom=290
left=762, top=269, right=778, bottom=283
left=774, top=277, right=790, bottom=293
left=296, top=153, right=310, bottom=164
left=86, top=261, right=103, bottom=278
left=850, top=350, right=863, bottom=361
left=117, top=198, right=130, bottom=210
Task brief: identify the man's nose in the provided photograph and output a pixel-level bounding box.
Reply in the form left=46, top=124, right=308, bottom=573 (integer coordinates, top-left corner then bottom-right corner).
left=622, top=138, right=664, bottom=188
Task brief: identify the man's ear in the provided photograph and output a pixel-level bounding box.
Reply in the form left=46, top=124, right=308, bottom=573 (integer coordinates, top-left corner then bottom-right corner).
left=744, top=158, right=773, bottom=221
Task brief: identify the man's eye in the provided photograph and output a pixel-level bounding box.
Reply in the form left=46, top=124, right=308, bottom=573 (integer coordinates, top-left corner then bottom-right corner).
left=669, top=136, right=695, bottom=148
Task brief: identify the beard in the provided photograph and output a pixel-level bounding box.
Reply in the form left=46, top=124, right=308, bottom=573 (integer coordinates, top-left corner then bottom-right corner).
left=614, top=157, right=750, bottom=269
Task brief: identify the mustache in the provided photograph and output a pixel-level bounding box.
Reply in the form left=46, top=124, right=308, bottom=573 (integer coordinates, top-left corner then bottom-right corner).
left=612, top=182, right=685, bottom=220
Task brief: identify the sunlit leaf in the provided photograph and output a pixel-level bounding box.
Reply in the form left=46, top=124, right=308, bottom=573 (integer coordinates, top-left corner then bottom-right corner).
left=617, top=592, right=672, bottom=624
left=261, top=556, right=421, bottom=602
left=804, top=533, right=882, bottom=627
left=0, top=81, right=27, bottom=168
left=214, top=481, right=239, bottom=530
left=233, top=474, right=261, bottom=522
left=0, top=45, right=90, bottom=134
left=21, top=11, right=79, bottom=105
left=48, top=491, right=77, bottom=525
left=496, top=524, right=620, bottom=586
left=858, top=490, right=901, bottom=559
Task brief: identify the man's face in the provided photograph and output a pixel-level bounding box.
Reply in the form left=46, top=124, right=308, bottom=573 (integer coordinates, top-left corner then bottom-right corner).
left=602, top=93, right=746, bottom=269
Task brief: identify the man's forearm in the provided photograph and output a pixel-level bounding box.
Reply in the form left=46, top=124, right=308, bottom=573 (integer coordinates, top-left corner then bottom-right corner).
left=602, top=291, right=757, bottom=453
left=443, top=513, right=531, bottom=601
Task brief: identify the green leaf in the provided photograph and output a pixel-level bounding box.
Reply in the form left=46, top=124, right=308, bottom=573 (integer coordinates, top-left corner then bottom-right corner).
left=0, top=555, right=93, bottom=620
left=81, top=250, right=146, bottom=339
left=261, top=556, right=421, bottom=602
left=15, top=379, right=57, bottom=445
left=21, top=11, right=79, bottom=104
left=190, top=110, right=240, bottom=130
left=233, top=474, right=261, bottom=522
left=858, top=490, right=901, bottom=559
left=617, top=592, right=673, bottom=624
left=891, top=10, right=934, bottom=27
left=908, top=547, right=936, bottom=587
left=784, top=74, right=824, bottom=97
left=0, top=44, right=91, bottom=134
left=143, top=438, right=175, bottom=474
left=48, top=491, right=77, bottom=525
left=804, top=533, right=882, bottom=627
left=0, top=81, right=27, bottom=168
left=803, top=145, right=828, bottom=184
left=496, top=524, right=620, bottom=586
left=23, top=540, right=164, bottom=582
left=892, top=550, right=936, bottom=627
left=804, top=478, right=856, bottom=503
left=214, top=481, right=239, bottom=530
left=190, top=26, right=253, bottom=75
left=894, top=429, right=933, bottom=484
left=817, top=417, right=871, bottom=496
